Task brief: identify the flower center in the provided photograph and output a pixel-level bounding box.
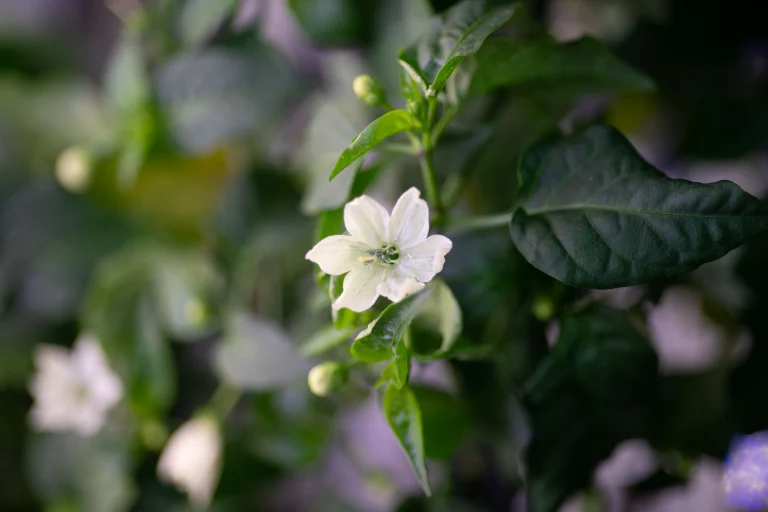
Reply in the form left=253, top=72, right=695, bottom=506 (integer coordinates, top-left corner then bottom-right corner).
left=358, top=244, right=400, bottom=267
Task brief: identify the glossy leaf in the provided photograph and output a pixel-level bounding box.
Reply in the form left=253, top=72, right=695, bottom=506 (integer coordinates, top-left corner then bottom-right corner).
left=524, top=304, right=658, bottom=512
left=328, top=110, right=414, bottom=181
left=399, top=0, right=517, bottom=95
left=392, top=338, right=410, bottom=389
left=383, top=384, right=431, bottom=495
left=470, top=36, right=654, bottom=96
left=510, top=124, right=768, bottom=289
left=350, top=286, right=435, bottom=362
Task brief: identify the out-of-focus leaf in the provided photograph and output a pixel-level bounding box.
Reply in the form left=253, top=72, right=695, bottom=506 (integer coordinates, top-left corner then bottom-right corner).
left=104, top=36, right=151, bottom=118
left=104, top=35, right=155, bottom=186
left=470, top=36, right=654, bottom=96
left=0, top=181, right=131, bottom=320
left=248, top=392, right=332, bottom=469
left=523, top=304, right=658, bottom=512
left=412, top=385, right=471, bottom=461
left=92, top=149, right=232, bottom=238
left=154, top=44, right=297, bottom=153
left=83, top=247, right=179, bottom=414
left=178, top=0, right=239, bottom=47
left=350, top=286, right=435, bottom=362
left=27, top=433, right=136, bottom=512
left=392, top=338, right=410, bottom=389
left=329, top=110, right=414, bottom=180
left=215, top=313, right=311, bottom=390
left=510, top=124, right=768, bottom=289
left=150, top=250, right=223, bottom=340
left=399, top=0, right=517, bottom=95
left=289, top=0, right=363, bottom=45
left=300, top=324, right=356, bottom=357
left=383, top=384, right=431, bottom=495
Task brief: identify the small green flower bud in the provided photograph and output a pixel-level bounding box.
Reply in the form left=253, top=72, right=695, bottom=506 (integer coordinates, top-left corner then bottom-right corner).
left=353, top=74, right=386, bottom=106
left=532, top=296, right=555, bottom=322
left=307, top=361, right=348, bottom=397
left=55, top=146, right=92, bottom=193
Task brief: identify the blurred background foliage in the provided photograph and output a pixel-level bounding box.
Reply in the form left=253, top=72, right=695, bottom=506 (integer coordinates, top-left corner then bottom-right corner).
left=0, top=0, right=767, bottom=511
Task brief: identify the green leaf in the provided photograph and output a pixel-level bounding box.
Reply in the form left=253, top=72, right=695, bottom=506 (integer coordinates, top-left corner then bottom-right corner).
left=214, top=313, right=311, bottom=390
left=510, top=124, right=768, bottom=289
left=299, top=324, right=356, bottom=357
left=83, top=246, right=178, bottom=415
left=411, top=280, right=462, bottom=357
left=470, top=36, right=654, bottom=96
left=154, top=43, right=297, bottom=153
left=350, top=286, right=435, bottom=362
left=412, top=385, right=471, bottom=461
left=178, top=0, right=239, bottom=47
left=329, top=110, right=415, bottom=181
left=523, top=304, right=658, bottom=512
left=383, top=384, right=431, bottom=495
left=392, top=338, right=410, bottom=389
left=399, top=0, right=517, bottom=96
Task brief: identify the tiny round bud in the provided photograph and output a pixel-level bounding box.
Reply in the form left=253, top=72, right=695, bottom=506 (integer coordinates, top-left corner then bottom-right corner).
left=55, top=146, right=92, bottom=193
left=532, top=296, right=555, bottom=322
left=307, top=362, right=347, bottom=397
left=352, top=74, right=386, bottom=106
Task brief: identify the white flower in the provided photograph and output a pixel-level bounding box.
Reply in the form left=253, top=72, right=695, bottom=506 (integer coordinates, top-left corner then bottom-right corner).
left=28, top=334, right=123, bottom=436
left=306, top=188, right=452, bottom=312
left=157, top=416, right=223, bottom=509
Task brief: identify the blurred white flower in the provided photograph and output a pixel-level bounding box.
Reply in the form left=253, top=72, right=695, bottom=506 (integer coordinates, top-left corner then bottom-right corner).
left=306, top=188, right=452, bottom=312
left=646, top=286, right=725, bottom=373
left=29, top=334, right=123, bottom=436
left=157, top=416, right=222, bottom=509
left=55, top=145, right=92, bottom=193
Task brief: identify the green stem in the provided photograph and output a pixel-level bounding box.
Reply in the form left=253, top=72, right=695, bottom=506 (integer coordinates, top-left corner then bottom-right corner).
left=420, top=97, right=444, bottom=217
left=444, top=211, right=514, bottom=233
left=208, top=385, right=242, bottom=420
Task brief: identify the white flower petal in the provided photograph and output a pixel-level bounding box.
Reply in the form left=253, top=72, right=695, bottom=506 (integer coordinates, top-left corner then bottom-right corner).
left=377, top=274, right=425, bottom=303
left=397, top=235, right=453, bottom=282
left=158, top=416, right=222, bottom=508
left=72, top=336, right=123, bottom=406
left=306, top=235, right=369, bottom=275
left=333, top=267, right=386, bottom=312
left=389, top=187, right=429, bottom=248
left=344, top=195, right=390, bottom=247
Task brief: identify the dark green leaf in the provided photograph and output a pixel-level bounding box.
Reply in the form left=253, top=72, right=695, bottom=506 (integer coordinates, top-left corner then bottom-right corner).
left=470, top=36, right=654, bottom=96
left=329, top=110, right=415, bottom=181
left=399, top=0, right=517, bottom=95
left=383, top=384, right=431, bottom=495
left=523, top=304, right=658, bottom=512
left=510, top=124, right=768, bottom=289
left=350, top=286, right=435, bottom=362
left=392, top=338, right=410, bottom=389
left=412, top=385, right=471, bottom=461
left=178, top=0, right=239, bottom=47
